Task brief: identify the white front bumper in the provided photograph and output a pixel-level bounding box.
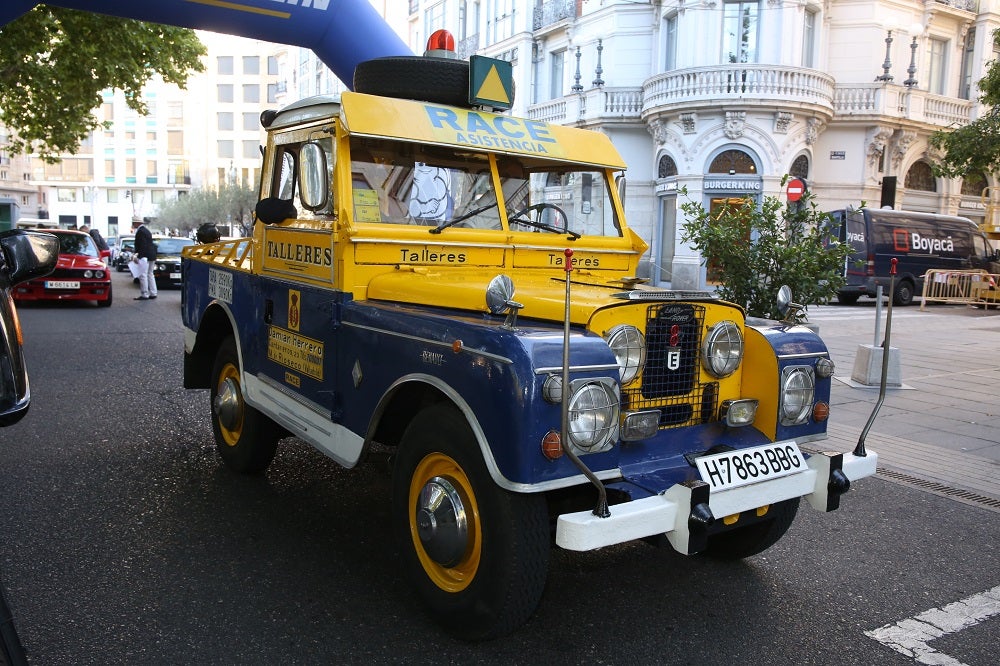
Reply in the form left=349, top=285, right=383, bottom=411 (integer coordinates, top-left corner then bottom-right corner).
left=555, top=449, right=878, bottom=553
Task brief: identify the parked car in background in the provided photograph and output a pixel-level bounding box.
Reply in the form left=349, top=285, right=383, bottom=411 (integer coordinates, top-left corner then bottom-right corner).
left=829, top=208, right=1000, bottom=306
left=0, top=229, right=59, bottom=426
left=153, top=236, right=196, bottom=288
left=113, top=235, right=135, bottom=272
left=12, top=229, right=113, bottom=307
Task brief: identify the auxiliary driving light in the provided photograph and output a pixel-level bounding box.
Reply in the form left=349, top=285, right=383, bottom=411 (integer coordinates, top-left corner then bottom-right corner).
left=720, top=399, right=758, bottom=427
left=815, top=357, right=835, bottom=378
left=621, top=410, right=660, bottom=441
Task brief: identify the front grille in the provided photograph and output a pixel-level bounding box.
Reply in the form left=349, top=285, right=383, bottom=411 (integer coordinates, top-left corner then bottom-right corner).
left=47, top=268, right=104, bottom=279
left=621, top=303, right=719, bottom=428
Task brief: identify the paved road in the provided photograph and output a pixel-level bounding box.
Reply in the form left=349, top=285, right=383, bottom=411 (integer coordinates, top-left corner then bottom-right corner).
left=0, top=273, right=997, bottom=664
left=809, top=299, right=1000, bottom=509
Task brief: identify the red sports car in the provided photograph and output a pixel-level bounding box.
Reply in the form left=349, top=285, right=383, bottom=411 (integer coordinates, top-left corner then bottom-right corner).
left=12, top=229, right=112, bottom=307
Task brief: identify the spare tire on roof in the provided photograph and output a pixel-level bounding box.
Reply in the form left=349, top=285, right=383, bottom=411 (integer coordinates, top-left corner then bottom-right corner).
left=354, top=56, right=472, bottom=107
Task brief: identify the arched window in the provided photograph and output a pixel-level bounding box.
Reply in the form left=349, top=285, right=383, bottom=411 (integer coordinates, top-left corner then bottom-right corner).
left=708, top=149, right=756, bottom=174
left=904, top=161, right=936, bottom=192
left=961, top=171, right=987, bottom=197
left=658, top=155, right=678, bottom=178
left=790, top=155, right=809, bottom=180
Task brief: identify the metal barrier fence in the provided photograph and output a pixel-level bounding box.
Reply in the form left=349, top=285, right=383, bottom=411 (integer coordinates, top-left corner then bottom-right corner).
left=919, top=269, right=1000, bottom=310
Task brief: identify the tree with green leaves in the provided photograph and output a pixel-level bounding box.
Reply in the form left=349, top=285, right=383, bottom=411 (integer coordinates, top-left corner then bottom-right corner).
left=929, top=28, right=1000, bottom=178
left=679, top=187, right=852, bottom=320
left=0, top=6, right=205, bottom=161
left=154, top=183, right=257, bottom=237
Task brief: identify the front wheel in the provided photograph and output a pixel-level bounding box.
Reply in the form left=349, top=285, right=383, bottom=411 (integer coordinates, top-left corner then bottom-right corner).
left=209, top=336, right=280, bottom=473
left=97, top=285, right=112, bottom=308
left=702, top=498, right=800, bottom=560
left=392, top=405, right=549, bottom=640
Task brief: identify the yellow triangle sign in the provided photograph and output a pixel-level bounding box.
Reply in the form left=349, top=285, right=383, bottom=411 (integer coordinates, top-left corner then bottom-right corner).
left=476, top=65, right=510, bottom=105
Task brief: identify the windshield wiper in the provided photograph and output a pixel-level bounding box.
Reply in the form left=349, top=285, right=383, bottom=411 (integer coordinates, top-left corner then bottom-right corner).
left=429, top=203, right=498, bottom=234
left=508, top=203, right=580, bottom=240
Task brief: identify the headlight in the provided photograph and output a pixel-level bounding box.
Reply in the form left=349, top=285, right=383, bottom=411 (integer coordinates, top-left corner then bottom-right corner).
left=702, top=321, right=743, bottom=378
left=567, top=380, right=619, bottom=453
left=605, top=325, right=645, bottom=384
left=780, top=366, right=815, bottom=425
left=94, top=270, right=105, bottom=279
left=83, top=270, right=93, bottom=278
left=156, top=263, right=164, bottom=271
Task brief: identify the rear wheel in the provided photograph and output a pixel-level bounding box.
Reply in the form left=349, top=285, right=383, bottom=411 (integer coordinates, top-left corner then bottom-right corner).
left=209, top=336, right=279, bottom=473
left=892, top=280, right=915, bottom=306
left=392, top=405, right=548, bottom=640
left=702, top=498, right=800, bottom=560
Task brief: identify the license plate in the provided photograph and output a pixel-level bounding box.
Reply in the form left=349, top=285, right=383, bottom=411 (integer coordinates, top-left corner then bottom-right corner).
left=695, top=442, right=806, bottom=492
left=45, top=280, right=80, bottom=289
left=170, top=272, right=181, bottom=279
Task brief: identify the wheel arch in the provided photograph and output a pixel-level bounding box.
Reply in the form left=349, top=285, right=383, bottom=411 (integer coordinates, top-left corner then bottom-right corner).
left=368, top=373, right=512, bottom=489
left=184, top=302, right=239, bottom=389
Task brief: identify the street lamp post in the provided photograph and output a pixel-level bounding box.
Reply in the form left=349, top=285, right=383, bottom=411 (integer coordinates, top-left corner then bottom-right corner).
left=85, top=184, right=97, bottom=230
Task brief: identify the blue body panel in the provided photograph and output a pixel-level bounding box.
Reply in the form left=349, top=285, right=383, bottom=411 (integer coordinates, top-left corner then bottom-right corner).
left=750, top=323, right=832, bottom=442
left=183, top=259, right=833, bottom=493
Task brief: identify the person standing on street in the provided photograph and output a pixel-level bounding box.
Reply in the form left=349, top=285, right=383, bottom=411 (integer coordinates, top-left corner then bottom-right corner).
left=132, top=217, right=158, bottom=300
left=80, top=224, right=109, bottom=253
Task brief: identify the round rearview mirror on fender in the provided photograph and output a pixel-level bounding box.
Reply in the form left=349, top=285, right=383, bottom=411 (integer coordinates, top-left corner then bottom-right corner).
left=298, top=142, right=330, bottom=211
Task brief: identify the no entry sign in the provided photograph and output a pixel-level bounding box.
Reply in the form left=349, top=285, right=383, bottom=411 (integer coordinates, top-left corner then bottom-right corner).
left=786, top=178, right=806, bottom=202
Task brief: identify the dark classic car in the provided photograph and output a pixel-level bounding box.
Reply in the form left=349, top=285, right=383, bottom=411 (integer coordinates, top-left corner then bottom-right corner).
left=0, top=229, right=58, bottom=665
left=0, top=229, right=58, bottom=425
left=153, top=236, right=196, bottom=287
left=113, top=235, right=135, bottom=272
left=12, top=229, right=113, bottom=307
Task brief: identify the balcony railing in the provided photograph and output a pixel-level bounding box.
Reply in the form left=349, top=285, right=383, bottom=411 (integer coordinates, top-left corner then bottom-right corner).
left=529, top=65, right=976, bottom=130
left=528, top=87, right=643, bottom=125
left=457, top=33, right=479, bottom=60
left=642, top=65, right=836, bottom=115
left=832, top=83, right=975, bottom=127
left=533, top=0, right=575, bottom=31
left=934, top=0, right=976, bottom=12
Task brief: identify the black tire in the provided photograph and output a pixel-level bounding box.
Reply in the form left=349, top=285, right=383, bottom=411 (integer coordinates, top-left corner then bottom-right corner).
left=392, top=405, right=548, bottom=640
left=98, top=285, right=112, bottom=308
left=702, top=497, right=800, bottom=560
left=892, top=280, right=915, bottom=306
left=209, top=336, right=279, bottom=473
left=837, top=293, right=860, bottom=305
left=354, top=56, right=472, bottom=107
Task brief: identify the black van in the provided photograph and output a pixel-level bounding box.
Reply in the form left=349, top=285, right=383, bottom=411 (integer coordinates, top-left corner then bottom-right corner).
left=829, top=208, right=1000, bottom=305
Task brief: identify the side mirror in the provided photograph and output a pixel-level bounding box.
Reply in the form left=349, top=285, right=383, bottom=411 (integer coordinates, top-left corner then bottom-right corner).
left=0, top=230, right=59, bottom=286
left=776, top=285, right=792, bottom=316
left=298, top=141, right=329, bottom=211
left=776, top=285, right=805, bottom=323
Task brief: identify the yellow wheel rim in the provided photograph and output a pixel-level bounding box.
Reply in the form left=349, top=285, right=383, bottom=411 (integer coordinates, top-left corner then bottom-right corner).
left=408, top=452, right=481, bottom=593
left=214, top=361, right=244, bottom=447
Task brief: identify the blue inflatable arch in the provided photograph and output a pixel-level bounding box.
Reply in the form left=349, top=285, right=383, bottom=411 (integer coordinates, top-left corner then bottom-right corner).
left=0, top=0, right=412, bottom=89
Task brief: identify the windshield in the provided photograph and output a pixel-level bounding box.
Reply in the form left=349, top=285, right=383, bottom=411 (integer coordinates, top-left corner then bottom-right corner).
left=496, top=156, right=622, bottom=237
left=348, top=136, right=622, bottom=238
left=58, top=234, right=98, bottom=257
left=155, top=238, right=196, bottom=254
left=350, top=137, right=500, bottom=230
